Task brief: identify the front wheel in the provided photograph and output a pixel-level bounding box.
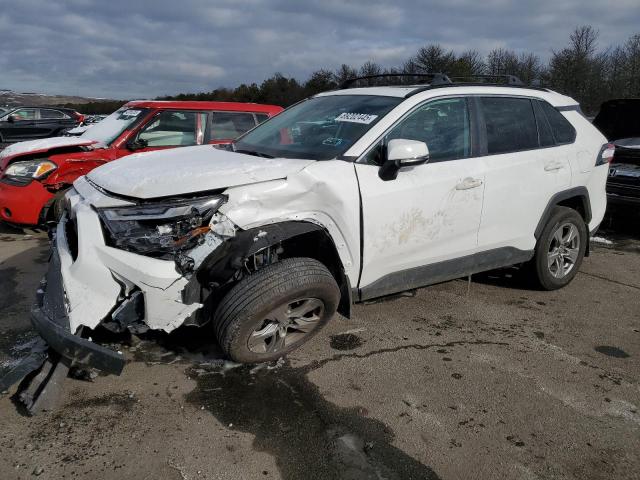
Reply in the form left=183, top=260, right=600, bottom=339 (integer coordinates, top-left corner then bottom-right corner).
left=213, top=257, right=340, bottom=363
left=528, top=206, right=587, bottom=290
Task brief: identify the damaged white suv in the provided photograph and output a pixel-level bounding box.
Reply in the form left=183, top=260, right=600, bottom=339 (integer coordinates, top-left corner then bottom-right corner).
left=28, top=76, right=611, bottom=377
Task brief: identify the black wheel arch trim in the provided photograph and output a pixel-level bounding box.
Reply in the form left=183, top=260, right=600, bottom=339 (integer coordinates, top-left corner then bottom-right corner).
left=195, top=220, right=353, bottom=318
left=534, top=187, right=591, bottom=240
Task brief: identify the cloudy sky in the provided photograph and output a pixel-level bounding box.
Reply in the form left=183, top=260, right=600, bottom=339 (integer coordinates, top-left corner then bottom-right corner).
left=1, top=0, right=638, bottom=99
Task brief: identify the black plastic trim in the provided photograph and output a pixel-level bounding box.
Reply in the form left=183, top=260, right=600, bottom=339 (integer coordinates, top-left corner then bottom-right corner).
left=534, top=187, right=592, bottom=239
left=359, top=247, right=533, bottom=301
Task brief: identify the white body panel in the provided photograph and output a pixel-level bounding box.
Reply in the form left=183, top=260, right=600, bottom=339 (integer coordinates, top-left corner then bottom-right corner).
left=355, top=158, right=485, bottom=288
left=87, top=144, right=315, bottom=199
left=477, top=145, right=572, bottom=252
left=220, top=160, right=361, bottom=284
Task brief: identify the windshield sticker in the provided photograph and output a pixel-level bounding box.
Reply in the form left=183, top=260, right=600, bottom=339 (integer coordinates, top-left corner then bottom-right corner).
left=121, top=110, right=142, bottom=118
left=322, top=137, right=343, bottom=146
left=335, top=112, right=378, bottom=124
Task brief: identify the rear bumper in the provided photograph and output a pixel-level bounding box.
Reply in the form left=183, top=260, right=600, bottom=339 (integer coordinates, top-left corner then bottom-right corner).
left=0, top=179, right=53, bottom=225
left=607, top=192, right=640, bottom=207
left=31, top=239, right=125, bottom=374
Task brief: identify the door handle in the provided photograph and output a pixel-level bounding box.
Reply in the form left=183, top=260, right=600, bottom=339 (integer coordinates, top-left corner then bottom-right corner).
left=544, top=161, right=563, bottom=171
left=455, top=177, right=483, bottom=190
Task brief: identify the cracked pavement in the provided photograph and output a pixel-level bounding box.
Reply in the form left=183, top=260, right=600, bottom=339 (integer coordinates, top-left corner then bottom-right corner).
left=0, top=219, right=639, bottom=480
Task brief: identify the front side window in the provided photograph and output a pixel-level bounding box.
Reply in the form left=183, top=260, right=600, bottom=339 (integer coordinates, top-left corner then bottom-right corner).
left=386, top=97, right=471, bottom=162
left=211, top=112, right=257, bottom=140
left=233, top=95, right=402, bottom=160
left=481, top=97, right=538, bottom=155
left=9, top=108, right=37, bottom=121
left=137, top=111, right=207, bottom=147
left=82, top=107, right=150, bottom=145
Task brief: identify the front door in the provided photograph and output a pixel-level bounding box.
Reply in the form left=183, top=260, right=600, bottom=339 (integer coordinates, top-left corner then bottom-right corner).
left=355, top=97, right=486, bottom=299
left=3, top=108, right=38, bottom=141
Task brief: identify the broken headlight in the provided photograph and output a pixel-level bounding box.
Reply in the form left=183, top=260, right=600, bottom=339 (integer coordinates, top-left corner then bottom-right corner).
left=98, top=196, right=226, bottom=257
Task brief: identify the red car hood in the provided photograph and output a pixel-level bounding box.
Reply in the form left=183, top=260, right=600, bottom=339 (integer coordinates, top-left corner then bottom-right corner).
left=0, top=136, right=99, bottom=169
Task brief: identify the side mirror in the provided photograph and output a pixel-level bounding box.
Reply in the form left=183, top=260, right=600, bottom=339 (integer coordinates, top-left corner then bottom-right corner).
left=7, top=115, right=17, bottom=123
left=126, top=138, right=148, bottom=151
left=379, top=139, right=429, bottom=181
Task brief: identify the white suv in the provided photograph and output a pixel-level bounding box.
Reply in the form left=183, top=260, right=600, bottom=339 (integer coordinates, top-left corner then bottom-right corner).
left=29, top=77, right=611, bottom=373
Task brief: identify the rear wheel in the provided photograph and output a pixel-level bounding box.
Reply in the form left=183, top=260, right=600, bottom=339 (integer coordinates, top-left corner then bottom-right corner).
left=529, top=206, right=587, bottom=290
left=214, top=257, right=340, bottom=363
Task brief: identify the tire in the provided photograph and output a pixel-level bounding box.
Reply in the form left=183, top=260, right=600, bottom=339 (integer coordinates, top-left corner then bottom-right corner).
left=48, top=188, right=70, bottom=223
left=214, top=257, right=340, bottom=363
left=529, top=206, right=587, bottom=290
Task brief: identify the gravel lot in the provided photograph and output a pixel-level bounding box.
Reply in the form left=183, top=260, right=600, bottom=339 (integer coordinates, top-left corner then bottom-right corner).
left=0, top=215, right=638, bottom=480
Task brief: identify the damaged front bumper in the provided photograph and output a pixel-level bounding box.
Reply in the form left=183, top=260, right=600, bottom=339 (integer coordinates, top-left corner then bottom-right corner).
left=31, top=241, right=126, bottom=375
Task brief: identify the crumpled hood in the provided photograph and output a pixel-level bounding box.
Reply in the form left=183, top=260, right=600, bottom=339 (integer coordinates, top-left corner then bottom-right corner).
left=0, top=136, right=97, bottom=162
left=86, top=144, right=316, bottom=199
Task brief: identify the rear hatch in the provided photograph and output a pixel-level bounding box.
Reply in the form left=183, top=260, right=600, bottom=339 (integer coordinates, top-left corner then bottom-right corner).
left=593, top=99, right=640, bottom=199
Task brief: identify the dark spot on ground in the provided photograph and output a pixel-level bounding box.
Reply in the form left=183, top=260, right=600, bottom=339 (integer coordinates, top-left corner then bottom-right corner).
left=442, top=357, right=452, bottom=362
left=506, top=435, right=525, bottom=447
left=329, top=333, right=363, bottom=351
left=533, top=331, right=545, bottom=339
left=64, top=392, right=137, bottom=412
left=185, top=361, right=441, bottom=479
left=594, top=346, right=630, bottom=358
left=451, top=373, right=462, bottom=379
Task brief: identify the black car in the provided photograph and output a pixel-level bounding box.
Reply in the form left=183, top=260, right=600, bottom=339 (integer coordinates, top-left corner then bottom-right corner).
left=593, top=99, right=640, bottom=207
left=0, top=106, right=84, bottom=143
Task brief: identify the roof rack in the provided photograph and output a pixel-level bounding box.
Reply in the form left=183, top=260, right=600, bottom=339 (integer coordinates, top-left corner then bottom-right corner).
left=448, top=74, right=524, bottom=86
left=339, top=73, right=452, bottom=89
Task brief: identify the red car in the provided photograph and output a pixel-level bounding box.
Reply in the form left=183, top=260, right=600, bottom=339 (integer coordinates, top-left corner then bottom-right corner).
left=0, top=100, right=283, bottom=225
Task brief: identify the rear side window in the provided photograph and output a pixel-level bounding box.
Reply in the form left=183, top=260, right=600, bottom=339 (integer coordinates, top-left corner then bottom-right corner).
left=532, top=101, right=555, bottom=147
left=211, top=112, right=257, bottom=140
left=40, top=109, right=68, bottom=119
left=539, top=101, right=576, bottom=144
left=255, top=113, right=269, bottom=123
left=481, top=97, right=538, bottom=154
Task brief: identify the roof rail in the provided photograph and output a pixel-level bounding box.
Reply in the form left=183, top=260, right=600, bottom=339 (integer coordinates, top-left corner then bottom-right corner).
left=448, top=74, right=524, bottom=86
left=339, top=73, right=452, bottom=89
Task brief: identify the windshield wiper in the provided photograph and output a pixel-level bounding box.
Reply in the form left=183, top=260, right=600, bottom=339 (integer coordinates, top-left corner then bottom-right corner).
left=233, top=148, right=275, bottom=159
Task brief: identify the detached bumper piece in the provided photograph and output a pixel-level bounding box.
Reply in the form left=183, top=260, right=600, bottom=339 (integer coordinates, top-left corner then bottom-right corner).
left=0, top=244, right=125, bottom=415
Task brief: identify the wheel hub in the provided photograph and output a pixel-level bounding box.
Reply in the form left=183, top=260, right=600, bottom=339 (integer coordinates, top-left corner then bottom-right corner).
left=248, top=297, right=325, bottom=354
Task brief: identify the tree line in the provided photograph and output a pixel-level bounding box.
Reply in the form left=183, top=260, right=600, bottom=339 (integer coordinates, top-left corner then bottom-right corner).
left=65, top=26, right=639, bottom=115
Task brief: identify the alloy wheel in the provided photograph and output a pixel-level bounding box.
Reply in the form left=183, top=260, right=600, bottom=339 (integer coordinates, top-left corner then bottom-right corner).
left=547, top=222, right=580, bottom=279
left=247, top=297, right=325, bottom=353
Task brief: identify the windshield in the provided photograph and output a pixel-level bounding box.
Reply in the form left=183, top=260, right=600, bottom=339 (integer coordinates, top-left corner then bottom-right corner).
left=81, top=106, right=149, bottom=145
left=233, top=95, right=402, bottom=160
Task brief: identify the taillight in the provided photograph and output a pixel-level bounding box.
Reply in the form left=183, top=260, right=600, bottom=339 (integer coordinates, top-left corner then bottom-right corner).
left=74, top=112, right=85, bottom=123
left=596, top=143, right=615, bottom=166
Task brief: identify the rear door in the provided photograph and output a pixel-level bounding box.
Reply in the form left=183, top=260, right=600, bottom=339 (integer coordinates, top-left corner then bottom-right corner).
left=37, top=108, right=71, bottom=137
left=356, top=96, right=486, bottom=298
left=476, top=96, right=570, bottom=253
